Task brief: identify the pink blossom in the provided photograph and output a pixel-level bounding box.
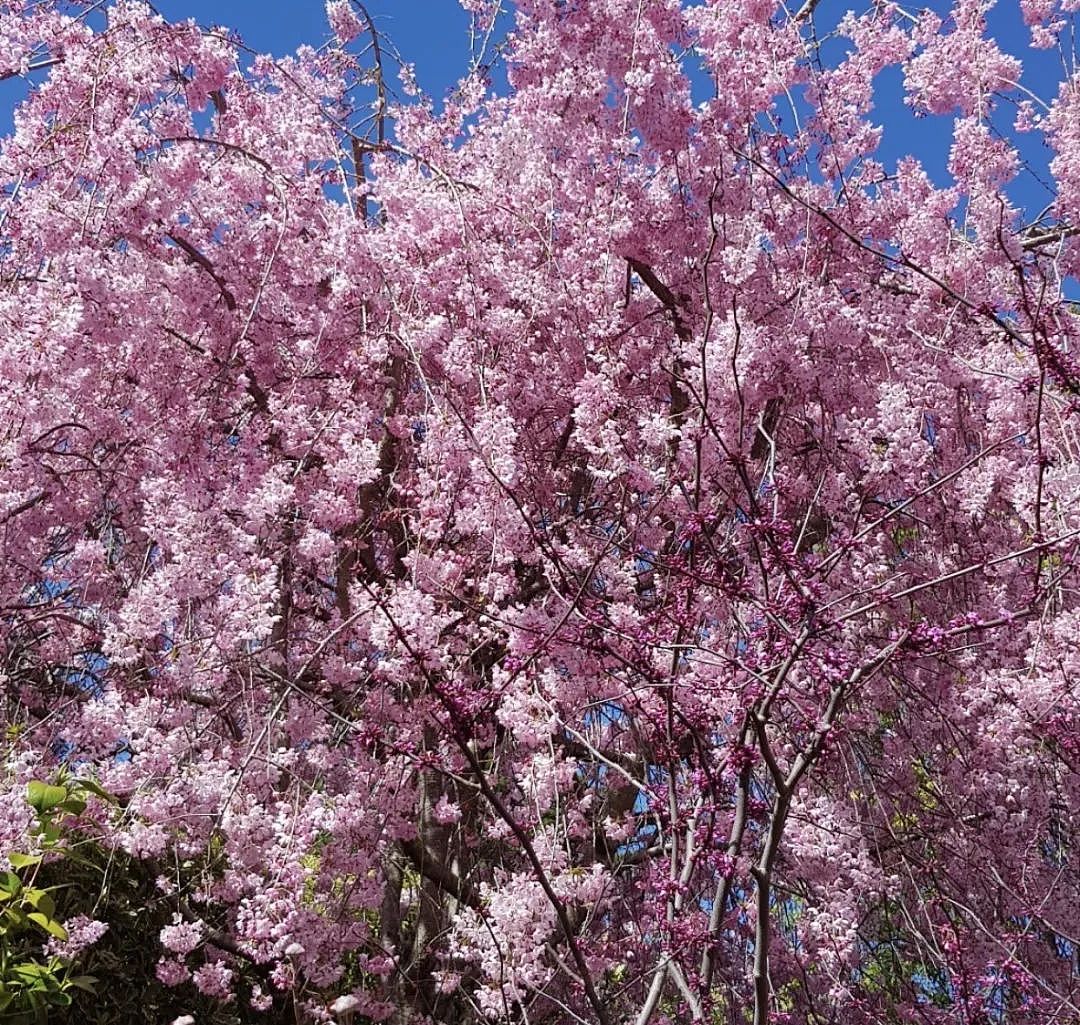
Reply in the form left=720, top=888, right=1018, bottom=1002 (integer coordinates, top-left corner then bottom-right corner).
left=325, top=1, right=361, bottom=44
left=45, top=916, right=108, bottom=960
left=193, top=961, right=234, bottom=1000
left=159, top=916, right=203, bottom=956
left=0, top=2, right=1074, bottom=1024
left=156, top=959, right=191, bottom=988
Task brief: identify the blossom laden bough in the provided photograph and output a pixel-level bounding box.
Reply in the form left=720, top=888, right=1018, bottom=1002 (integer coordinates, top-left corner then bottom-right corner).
left=0, top=0, right=1079, bottom=1022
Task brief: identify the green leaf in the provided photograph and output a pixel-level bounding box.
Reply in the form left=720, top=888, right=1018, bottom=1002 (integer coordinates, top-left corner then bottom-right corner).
left=24, top=890, right=55, bottom=919
left=57, top=797, right=86, bottom=816
left=10, top=963, right=50, bottom=983
left=73, top=779, right=114, bottom=803
left=26, top=782, right=68, bottom=814
left=0, top=872, right=23, bottom=898
left=66, top=975, right=97, bottom=994
left=6, top=854, right=41, bottom=871
left=26, top=913, right=66, bottom=941
left=4, top=907, right=29, bottom=930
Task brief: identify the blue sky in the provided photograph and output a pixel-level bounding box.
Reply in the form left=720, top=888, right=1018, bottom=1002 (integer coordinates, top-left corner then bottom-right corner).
left=157, top=0, right=476, bottom=95
left=153, top=0, right=1062, bottom=179
left=0, top=1, right=478, bottom=132
left=0, top=1, right=1070, bottom=221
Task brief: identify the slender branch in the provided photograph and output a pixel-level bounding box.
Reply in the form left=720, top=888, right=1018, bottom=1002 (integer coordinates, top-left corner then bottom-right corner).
left=1021, top=225, right=1079, bottom=250
left=792, top=0, right=823, bottom=22
left=0, top=58, right=62, bottom=82
left=166, top=233, right=237, bottom=311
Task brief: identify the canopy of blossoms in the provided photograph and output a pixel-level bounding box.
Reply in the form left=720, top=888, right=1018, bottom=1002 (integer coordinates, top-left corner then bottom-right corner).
left=1, top=0, right=1079, bottom=1022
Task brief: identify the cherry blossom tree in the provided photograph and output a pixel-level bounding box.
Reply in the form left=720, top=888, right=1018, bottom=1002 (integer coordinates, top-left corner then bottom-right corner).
left=1, top=0, right=1079, bottom=1022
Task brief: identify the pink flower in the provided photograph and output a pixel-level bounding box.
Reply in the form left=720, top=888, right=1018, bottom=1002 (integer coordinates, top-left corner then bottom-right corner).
left=160, top=915, right=203, bottom=955
left=193, top=961, right=234, bottom=999
left=156, top=959, right=190, bottom=987
left=326, top=1, right=362, bottom=44
left=433, top=795, right=461, bottom=825
left=46, top=916, right=108, bottom=960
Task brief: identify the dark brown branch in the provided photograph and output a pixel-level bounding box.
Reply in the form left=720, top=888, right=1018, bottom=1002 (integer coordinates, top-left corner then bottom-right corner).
left=627, top=259, right=692, bottom=431
left=179, top=901, right=252, bottom=962
left=352, top=3, right=387, bottom=146
left=166, top=233, right=237, bottom=311
left=627, top=258, right=691, bottom=344
left=792, top=0, right=823, bottom=23
left=399, top=838, right=481, bottom=909
left=0, top=490, right=49, bottom=527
